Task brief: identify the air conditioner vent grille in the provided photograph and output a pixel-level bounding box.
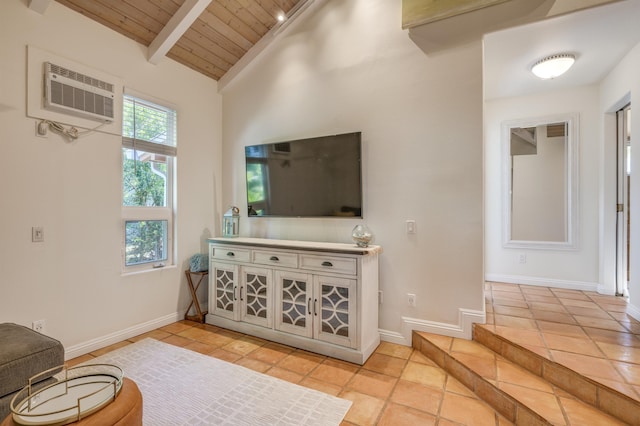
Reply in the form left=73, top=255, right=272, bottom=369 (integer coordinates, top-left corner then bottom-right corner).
left=48, top=63, right=114, bottom=92
left=43, top=61, right=115, bottom=123
left=49, top=81, right=113, bottom=118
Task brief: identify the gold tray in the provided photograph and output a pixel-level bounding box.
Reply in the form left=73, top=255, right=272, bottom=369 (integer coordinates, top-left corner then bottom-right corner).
left=10, top=364, right=123, bottom=426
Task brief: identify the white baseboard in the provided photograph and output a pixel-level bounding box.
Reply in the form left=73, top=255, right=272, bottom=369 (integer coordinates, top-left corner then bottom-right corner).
left=486, top=274, right=599, bottom=292
left=627, top=302, right=640, bottom=323
left=65, top=307, right=486, bottom=359
left=379, top=308, right=485, bottom=346
left=64, top=312, right=182, bottom=360
left=596, top=284, right=617, bottom=295
left=378, top=329, right=407, bottom=345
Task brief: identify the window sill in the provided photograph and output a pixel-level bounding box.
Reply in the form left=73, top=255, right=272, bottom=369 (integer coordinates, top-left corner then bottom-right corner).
left=121, top=264, right=177, bottom=277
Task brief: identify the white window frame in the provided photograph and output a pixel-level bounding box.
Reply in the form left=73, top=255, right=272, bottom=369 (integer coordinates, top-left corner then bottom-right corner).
left=121, top=92, right=177, bottom=273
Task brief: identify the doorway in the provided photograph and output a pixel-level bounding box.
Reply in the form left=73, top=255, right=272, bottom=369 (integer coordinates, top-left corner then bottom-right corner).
left=616, top=105, right=631, bottom=297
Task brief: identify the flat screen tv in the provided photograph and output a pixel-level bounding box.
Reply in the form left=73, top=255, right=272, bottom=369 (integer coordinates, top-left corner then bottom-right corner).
left=245, top=132, right=363, bottom=218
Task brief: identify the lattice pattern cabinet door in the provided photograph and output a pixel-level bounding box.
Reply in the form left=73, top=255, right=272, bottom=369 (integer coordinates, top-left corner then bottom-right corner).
left=314, top=275, right=357, bottom=348
left=210, top=263, right=239, bottom=321
left=241, top=266, right=272, bottom=328
left=275, top=270, right=313, bottom=338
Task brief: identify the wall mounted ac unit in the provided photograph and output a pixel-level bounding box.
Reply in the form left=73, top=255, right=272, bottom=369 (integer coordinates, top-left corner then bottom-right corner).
left=43, top=62, right=115, bottom=122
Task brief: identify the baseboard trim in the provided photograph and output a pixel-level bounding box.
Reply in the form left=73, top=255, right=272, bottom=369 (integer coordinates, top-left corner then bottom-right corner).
left=378, top=329, right=407, bottom=346
left=627, top=302, right=640, bottom=323
left=380, top=308, right=485, bottom=346
left=65, top=307, right=487, bottom=359
left=64, top=312, right=182, bottom=360
left=596, top=283, right=617, bottom=295
left=486, top=274, right=599, bottom=292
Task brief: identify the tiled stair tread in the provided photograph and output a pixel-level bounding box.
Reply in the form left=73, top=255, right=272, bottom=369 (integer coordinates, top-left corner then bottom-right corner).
left=484, top=281, right=640, bottom=405
left=473, top=323, right=640, bottom=425
left=477, top=322, right=640, bottom=402
left=414, top=331, right=630, bottom=425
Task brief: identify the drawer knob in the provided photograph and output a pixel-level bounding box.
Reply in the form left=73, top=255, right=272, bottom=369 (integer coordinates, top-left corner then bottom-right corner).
left=321, top=261, right=333, bottom=267
left=270, top=256, right=279, bottom=262
left=227, top=252, right=235, bottom=257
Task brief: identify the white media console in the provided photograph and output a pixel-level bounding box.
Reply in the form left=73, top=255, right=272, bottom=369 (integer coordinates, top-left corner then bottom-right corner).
left=206, top=237, right=381, bottom=364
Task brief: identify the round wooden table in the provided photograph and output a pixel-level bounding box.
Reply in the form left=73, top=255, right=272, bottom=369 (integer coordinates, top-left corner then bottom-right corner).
left=2, top=378, right=143, bottom=426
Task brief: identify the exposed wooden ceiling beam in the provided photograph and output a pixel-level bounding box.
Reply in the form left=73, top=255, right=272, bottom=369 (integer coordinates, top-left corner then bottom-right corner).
left=148, top=0, right=212, bottom=65
left=54, top=0, right=305, bottom=81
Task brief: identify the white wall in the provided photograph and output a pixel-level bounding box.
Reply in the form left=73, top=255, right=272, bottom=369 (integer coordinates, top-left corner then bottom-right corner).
left=221, top=0, right=484, bottom=342
left=485, top=85, right=601, bottom=289
left=0, top=1, right=222, bottom=356
left=599, top=40, right=640, bottom=315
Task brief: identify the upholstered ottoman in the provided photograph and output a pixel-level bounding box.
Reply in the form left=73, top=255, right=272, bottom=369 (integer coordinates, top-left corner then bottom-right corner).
left=1, top=377, right=143, bottom=426
left=0, top=323, right=64, bottom=419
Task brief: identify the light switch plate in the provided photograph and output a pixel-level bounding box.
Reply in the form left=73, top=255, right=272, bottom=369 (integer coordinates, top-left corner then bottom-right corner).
left=406, top=220, right=416, bottom=234
left=32, top=226, right=44, bottom=242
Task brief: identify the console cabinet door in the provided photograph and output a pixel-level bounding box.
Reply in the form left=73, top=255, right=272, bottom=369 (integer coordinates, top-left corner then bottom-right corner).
left=241, top=266, right=272, bottom=328
left=314, top=275, right=357, bottom=348
left=275, top=270, right=313, bottom=338
left=210, top=262, right=239, bottom=321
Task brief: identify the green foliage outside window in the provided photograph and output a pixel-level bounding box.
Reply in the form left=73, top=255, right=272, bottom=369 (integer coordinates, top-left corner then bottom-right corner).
left=125, top=220, right=167, bottom=266
left=122, top=93, right=175, bottom=267
left=122, top=151, right=168, bottom=265
left=122, top=152, right=167, bottom=207
left=122, top=99, right=172, bottom=145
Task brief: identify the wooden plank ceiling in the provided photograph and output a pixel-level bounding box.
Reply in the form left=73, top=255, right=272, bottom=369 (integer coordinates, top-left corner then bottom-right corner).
left=54, top=0, right=302, bottom=81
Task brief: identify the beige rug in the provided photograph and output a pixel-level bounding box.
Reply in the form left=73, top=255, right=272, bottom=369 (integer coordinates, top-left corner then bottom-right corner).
left=85, top=338, right=351, bottom=425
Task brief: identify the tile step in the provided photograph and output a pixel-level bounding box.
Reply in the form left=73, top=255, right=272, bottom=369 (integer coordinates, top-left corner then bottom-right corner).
left=473, top=324, right=640, bottom=424
left=413, top=329, right=636, bottom=425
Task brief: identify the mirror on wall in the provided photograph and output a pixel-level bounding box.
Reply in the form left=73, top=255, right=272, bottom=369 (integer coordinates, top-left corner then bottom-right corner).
left=502, top=113, right=578, bottom=249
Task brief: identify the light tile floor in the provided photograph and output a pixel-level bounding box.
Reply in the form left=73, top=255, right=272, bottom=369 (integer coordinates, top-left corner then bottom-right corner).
left=65, top=282, right=638, bottom=425
left=483, top=282, right=640, bottom=401
left=67, top=322, right=513, bottom=425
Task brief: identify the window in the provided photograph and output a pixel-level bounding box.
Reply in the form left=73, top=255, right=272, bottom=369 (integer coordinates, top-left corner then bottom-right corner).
left=122, top=94, right=177, bottom=271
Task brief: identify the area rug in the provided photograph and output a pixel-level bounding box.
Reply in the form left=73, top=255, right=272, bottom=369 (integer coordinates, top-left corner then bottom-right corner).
left=79, top=338, right=351, bottom=425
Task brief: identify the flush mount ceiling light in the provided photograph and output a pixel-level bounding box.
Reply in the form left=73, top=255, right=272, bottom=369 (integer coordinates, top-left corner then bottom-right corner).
left=531, top=54, right=576, bottom=79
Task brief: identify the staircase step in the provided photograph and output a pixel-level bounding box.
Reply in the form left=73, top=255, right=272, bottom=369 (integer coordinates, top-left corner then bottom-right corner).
left=473, top=324, right=640, bottom=425
left=413, top=329, right=634, bottom=425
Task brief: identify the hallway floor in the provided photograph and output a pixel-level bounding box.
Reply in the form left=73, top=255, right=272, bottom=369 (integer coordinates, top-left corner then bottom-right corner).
left=484, top=281, right=640, bottom=401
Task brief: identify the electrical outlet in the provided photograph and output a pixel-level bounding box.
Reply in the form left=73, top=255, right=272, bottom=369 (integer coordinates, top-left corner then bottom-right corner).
left=519, top=254, right=527, bottom=264
left=407, top=293, right=416, bottom=307
left=32, top=319, right=46, bottom=334
left=406, top=220, right=416, bottom=234
left=35, top=120, right=48, bottom=137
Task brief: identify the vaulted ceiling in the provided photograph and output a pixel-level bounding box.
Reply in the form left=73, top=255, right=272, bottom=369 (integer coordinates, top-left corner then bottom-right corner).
left=54, top=0, right=304, bottom=82
left=52, top=0, right=635, bottom=94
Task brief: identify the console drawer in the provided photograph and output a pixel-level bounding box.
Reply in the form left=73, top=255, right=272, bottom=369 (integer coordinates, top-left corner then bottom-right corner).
left=210, top=246, right=250, bottom=263
left=299, top=254, right=357, bottom=275
left=253, top=250, right=298, bottom=268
